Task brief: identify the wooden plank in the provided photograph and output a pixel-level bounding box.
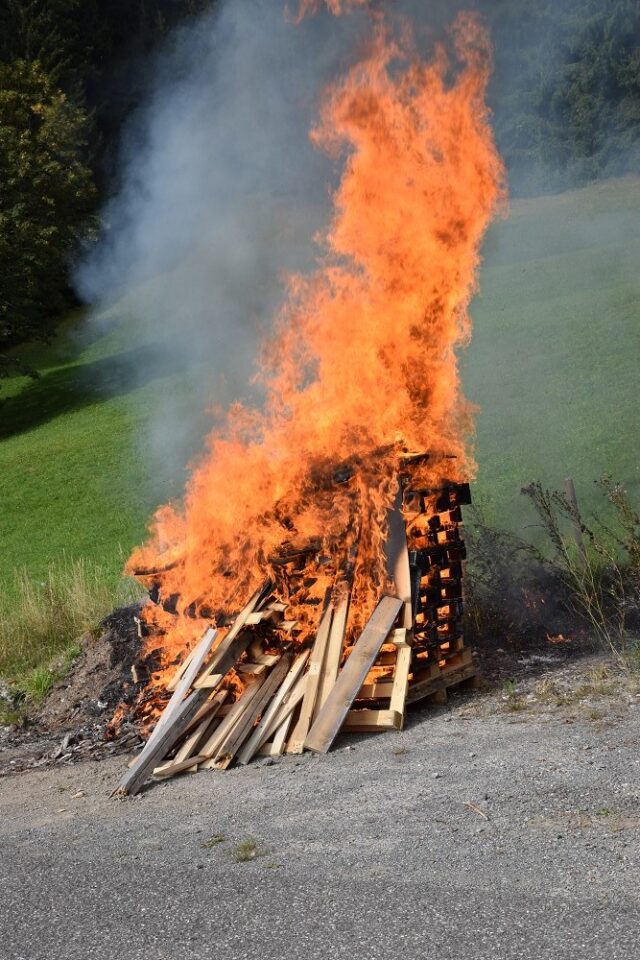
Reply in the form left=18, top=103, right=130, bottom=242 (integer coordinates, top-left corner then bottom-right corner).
left=129, top=627, right=218, bottom=769
left=389, top=629, right=412, bottom=729
left=243, top=670, right=306, bottom=753
left=152, top=754, right=208, bottom=779
left=341, top=708, right=402, bottom=732
left=166, top=646, right=196, bottom=692
left=411, top=659, right=441, bottom=681
left=267, top=601, right=288, bottom=613
left=237, top=651, right=310, bottom=765
left=115, top=688, right=209, bottom=796
left=178, top=690, right=226, bottom=738
left=171, top=718, right=214, bottom=767
left=199, top=680, right=266, bottom=765
left=154, top=627, right=217, bottom=733
left=316, top=595, right=348, bottom=714
left=437, top=647, right=472, bottom=670
left=357, top=680, right=395, bottom=699
left=304, top=596, right=403, bottom=754
left=259, top=711, right=295, bottom=757
left=195, top=582, right=271, bottom=687
left=237, top=662, right=267, bottom=676
left=253, top=653, right=280, bottom=667
left=245, top=610, right=272, bottom=625
left=193, top=672, right=224, bottom=689
left=211, top=654, right=292, bottom=769
left=246, top=640, right=282, bottom=668
left=385, top=491, right=413, bottom=630
left=172, top=690, right=228, bottom=763
left=371, top=651, right=397, bottom=666
left=429, top=689, right=448, bottom=705
left=287, top=604, right=333, bottom=754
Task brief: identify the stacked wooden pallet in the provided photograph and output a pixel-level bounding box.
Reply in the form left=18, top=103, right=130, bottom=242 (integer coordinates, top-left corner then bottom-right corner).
left=115, top=478, right=477, bottom=796
left=404, top=480, right=477, bottom=704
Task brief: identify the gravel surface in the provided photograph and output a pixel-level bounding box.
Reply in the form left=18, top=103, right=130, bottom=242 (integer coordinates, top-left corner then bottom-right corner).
left=1, top=661, right=639, bottom=960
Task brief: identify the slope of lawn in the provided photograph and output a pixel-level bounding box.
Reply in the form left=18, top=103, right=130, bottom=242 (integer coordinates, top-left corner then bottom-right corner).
left=465, top=174, right=640, bottom=531
left=0, top=312, right=210, bottom=603
left=1, top=175, right=638, bottom=609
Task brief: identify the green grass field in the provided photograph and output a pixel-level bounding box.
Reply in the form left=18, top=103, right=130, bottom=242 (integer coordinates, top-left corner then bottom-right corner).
left=466, top=175, right=639, bottom=525
left=1, top=175, right=638, bottom=613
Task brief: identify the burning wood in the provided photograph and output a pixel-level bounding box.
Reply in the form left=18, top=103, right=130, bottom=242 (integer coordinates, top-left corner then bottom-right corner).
left=115, top=470, right=477, bottom=795
left=112, top=10, right=502, bottom=793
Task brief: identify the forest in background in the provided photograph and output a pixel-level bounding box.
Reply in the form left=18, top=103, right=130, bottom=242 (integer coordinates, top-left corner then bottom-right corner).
left=0, top=0, right=639, bottom=368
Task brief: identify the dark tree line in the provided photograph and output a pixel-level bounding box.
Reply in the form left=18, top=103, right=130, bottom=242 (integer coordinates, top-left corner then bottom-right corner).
left=0, top=0, right=638, bottom=373
left=0, top=0, right=209, bottom=376
left=485, top=0, right=640, bottom=192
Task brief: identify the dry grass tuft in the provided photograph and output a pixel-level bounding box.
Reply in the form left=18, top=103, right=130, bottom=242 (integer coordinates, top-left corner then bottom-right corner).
left=202, top=834, right=226, bottom=848
left=232, top=839, right=262, bottom=863
left=0, top=559, right=141, bottom=697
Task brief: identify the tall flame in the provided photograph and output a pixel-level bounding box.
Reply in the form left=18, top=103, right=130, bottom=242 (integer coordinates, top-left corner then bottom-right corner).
left=128, top=9, right=505, bottom=679
left=295, top=0, right=368, bottom=19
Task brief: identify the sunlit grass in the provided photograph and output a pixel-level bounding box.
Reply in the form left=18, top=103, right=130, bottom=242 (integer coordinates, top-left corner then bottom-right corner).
left=0, top=558, right=142, bottom=688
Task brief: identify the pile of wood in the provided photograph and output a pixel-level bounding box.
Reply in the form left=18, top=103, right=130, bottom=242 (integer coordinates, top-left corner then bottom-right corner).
left=116, top=477, right=477, bottom=796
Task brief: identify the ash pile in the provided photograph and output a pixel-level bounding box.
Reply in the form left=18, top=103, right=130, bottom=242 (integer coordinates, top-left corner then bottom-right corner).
left=0, top=606, right=149, bottom=775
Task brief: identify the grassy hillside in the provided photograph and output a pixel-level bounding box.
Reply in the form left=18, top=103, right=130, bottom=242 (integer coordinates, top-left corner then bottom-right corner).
left=0, top=313, right=208, bottom=601
left=1, top=176, right=638, bottom=606
left=466, top=175, right=640, bottom=526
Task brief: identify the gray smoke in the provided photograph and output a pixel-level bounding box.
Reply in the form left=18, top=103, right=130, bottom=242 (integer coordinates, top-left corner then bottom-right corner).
left=75, top=0, right=370, bottom=495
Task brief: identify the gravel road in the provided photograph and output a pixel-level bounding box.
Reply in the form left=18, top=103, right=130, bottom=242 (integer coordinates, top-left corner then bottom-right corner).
left=1, top=666, right=639, bottom=960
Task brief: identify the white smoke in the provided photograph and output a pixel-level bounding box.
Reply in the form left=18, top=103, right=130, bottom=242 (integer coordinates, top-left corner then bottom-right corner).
left=75, top=0, right=369, bottom=492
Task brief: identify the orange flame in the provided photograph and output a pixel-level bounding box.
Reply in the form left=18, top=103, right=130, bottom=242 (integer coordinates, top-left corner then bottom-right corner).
left=295, top=0, right=368, bottom=20
left=128, top=10, right=505, bottom=687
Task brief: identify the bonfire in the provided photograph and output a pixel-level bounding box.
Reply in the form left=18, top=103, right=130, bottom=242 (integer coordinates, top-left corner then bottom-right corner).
left=114, top=5, right=504, bottom=794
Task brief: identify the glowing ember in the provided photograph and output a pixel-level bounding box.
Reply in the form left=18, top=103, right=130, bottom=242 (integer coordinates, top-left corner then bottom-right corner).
left=127, top=8, right=505, bottom=706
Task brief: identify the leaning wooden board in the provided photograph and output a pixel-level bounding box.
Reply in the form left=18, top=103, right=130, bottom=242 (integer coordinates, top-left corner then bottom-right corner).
left=287, top=603, right=333, bottom=753
left=385, top=492, right=413, bottom=631
left=237, top=651, right=309, bottom=764
left=144, top=626, right=217, bottom=747
left=211, top=654, right=293, bottom=769
left=115, top=688, right=210, bottom=796
left=304, top=596, right=403, bottom=754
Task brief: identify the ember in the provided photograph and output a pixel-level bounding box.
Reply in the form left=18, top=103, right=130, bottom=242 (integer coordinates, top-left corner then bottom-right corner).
left=115, top=6, right=504, bottom=793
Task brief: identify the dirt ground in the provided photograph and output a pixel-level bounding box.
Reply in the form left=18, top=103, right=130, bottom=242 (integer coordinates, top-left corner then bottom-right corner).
left=1, top=649, right=639, bottom=960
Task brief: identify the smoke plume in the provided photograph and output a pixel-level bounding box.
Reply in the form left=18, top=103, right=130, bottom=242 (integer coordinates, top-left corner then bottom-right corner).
left=75, top=0, right=372, bottom=489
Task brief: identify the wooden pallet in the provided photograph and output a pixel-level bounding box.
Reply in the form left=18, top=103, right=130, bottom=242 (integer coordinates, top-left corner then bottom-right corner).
left=114, top=476, right=478, bottom=793
left=115, top=592, right=405, bottom=794
left=407, top=648, right=478, bottom=705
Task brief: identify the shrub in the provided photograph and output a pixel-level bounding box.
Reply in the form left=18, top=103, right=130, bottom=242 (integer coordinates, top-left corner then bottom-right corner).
left=520, top=479, right=640, bottom=661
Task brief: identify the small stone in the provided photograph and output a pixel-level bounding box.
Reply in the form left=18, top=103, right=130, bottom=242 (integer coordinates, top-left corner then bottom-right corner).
left=469, top=752, right=477, bottom=759
left=432, top=772, right=442, bottom=779
left=262, top=758, right=275, bottom=767
left=72, top=791, right=85, bottom=799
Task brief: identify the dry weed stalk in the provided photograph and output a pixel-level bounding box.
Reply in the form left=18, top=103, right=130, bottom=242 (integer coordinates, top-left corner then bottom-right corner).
left=521, top=479, right=640, bottom=664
